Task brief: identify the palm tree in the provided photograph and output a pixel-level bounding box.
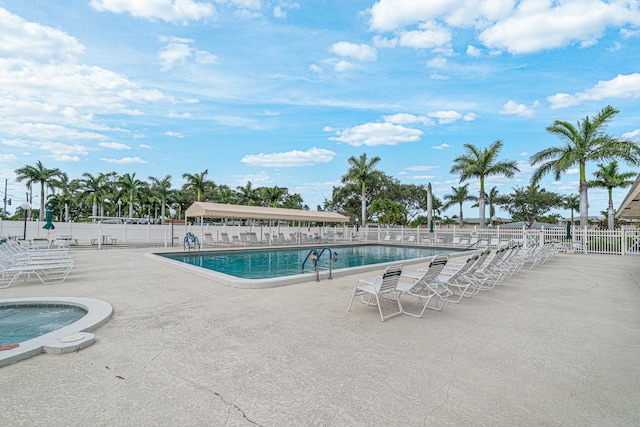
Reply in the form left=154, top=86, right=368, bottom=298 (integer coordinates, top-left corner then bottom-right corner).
left=15, top=161, right=63, bottom=220
left=563, top=194, right=580, bottom=225
left=149, top=175, right=173, bottom=224
left=48, top=173, right=80, bottom=221
left=182, top=170, right=209, bottom=202
left=261, top=186, right=287, bottom=207
left=82, top=172, right=118, bottom=221
left=471, top=186, right=502, bottom=226
left=588, top=161, right=636, bottom=229
left=236, top=181, right=257, bottom=206
left=530, top=105, right=640, bottom=226
left=216, top=185, right=233, bottom=204
left=341, top=153, right=384, bottom=226
left=118, top=172, right=144, bottom=218
left=442, top=184, right=476, bottom=227
left=450, top=140, right=519, bottom=227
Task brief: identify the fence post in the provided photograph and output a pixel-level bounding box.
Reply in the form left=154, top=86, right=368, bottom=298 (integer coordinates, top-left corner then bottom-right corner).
left=621, top=226, right=626, bottom=256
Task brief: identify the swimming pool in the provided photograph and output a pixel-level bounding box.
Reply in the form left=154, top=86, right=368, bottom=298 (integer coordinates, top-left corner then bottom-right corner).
left=0, top=297, right=113, bottom=368
left=147, top=244, right=467, bottom=289
left=0, top=305, right=87, bottom=346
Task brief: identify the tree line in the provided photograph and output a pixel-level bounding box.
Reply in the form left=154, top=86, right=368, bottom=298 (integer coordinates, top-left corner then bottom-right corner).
left=9, top=167, right=307, bottom=224
left=331, top=105, right=639, bottom=229
left=7, top=105, right=640, bottom=229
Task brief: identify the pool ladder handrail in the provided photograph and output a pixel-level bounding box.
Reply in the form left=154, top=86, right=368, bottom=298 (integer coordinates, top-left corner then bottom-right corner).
left=184, top=232, right=201, bottom=251
left=301, top=248, right=334, bottom=281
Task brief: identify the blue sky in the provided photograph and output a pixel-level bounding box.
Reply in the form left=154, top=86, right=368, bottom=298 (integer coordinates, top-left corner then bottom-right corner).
left=1, top=0, right=639, bottom=219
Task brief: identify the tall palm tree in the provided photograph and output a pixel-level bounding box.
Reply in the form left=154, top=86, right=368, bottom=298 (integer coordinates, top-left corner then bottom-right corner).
left=563, top=194, right=580, bottom=226
left=530, top=105, right=640, bottom=226
left=149, top=175, right=173, bottom=224
left=442, top=184, right=476, bottom=227
left=588, top=161, right=636, bottom=229
left=450, top=140, right=519, bottom=227
left=118, top=172, right=144, bottom=218
left=341, top=153, right=384, bottom=226
left=15, top=161, right=63, bottom=220
left=182, top=169, right=209, bottom=202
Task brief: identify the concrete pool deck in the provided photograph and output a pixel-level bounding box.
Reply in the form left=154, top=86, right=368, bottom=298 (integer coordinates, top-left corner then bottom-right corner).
left=1, top=247, right=639, bottom=425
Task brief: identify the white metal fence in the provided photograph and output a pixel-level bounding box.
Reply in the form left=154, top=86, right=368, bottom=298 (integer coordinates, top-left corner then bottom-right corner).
left=1, top=218, right=639, bottom=255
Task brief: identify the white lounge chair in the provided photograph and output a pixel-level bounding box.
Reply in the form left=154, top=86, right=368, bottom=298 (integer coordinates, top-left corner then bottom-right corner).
left=439, top=254, right=485, bottom=303
left=397, top=255, right=450, bottom=317
left=347, top=265, right=404, bottom=322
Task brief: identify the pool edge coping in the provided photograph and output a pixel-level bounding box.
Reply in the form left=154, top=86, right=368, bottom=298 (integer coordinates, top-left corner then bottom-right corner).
left=144, top=246, right=476, bottom=289
left=0, top=297, right=113, bottom=368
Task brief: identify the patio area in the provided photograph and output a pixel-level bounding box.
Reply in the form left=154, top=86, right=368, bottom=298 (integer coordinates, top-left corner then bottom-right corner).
left=1, top=247, right=639, bottom=425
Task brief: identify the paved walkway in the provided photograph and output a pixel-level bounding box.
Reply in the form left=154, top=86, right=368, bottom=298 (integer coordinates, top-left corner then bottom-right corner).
left=1, top=248, right=639, bottom=426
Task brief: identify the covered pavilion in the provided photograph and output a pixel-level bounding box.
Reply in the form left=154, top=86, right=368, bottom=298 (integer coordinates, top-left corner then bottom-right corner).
left=184, top=202, right=349, bottom=224
left=616, top=172, right=640, bottom=221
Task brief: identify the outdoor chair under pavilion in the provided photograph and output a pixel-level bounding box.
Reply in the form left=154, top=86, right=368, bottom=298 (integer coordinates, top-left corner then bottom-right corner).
left=396, top=254, right=451, bottom=318
left=347, top=264, right=404, bottom=322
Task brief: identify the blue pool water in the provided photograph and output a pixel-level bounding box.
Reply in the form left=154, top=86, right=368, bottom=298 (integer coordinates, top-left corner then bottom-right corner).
left=163, top=244, right=456, bottom=279
left=0, top=305, right=87, bottom=345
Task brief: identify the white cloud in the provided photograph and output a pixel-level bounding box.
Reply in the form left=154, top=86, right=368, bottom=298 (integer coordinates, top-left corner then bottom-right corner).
left=368, top=0, right=640, bottom=54
left=334, top=60, right=354, bottom=72
left=139, top=144, right=153, bottom=149
left=622, top=129, right=640, bottom=139
left=273, top=6, right=286, bottom=18
left=566, top=168, right=579, bottom=175
left=194, top=49, right=218, bottom=64
left=383, top=113, right=434, bottom=126
left=514, top=160, right=536, bottom=173
left=329, top=41, right=377, bottom=61
left=309, top=64, right=322, bottom=74
left=0, top=8, right=85, bottom=61
left=90, top=0, right=215, bottom=24
left=273, top=3, right=298, bottom=19
left=372, top=35, right=398, bottom=48
left=327, top=122, right=423, bottom=147
left=428, top=110, right=462, bottom=124
left=519, top=151, right=528, bottom=156
left=397, top=21, right=451, bottom=49
left=404, top=165, right=440, bottom=172
left=478, top=1, right=638, bottom=54
left=410, top=175, right=436, bottom=180
left=431, top=143, right=450, bottom=150
left=168, top=110, right=192, bottom=118
left=426, top=57, right=448, bottom=69
left=100, top=157, right=148, bottom=164
left=0, top=9, right=176, bottom=148
left=1, top=139, right=29, bottom=148
left=548, top=73, right=640, bottom=109
left=99, top=142, right=131, bottom=149
left=466, top=45, right=482, bottom=57
left=33, top=141, right=90, bottom=161
left=165, top=131, right=184, bottom=138
left=500, top=100, right=538, bottom=118
left=0, top=153, right=17, bottom=162
left=159, top=39, right=217, bottom=70
left=241, top=147, right=336, bottom=167
left=230, top=171, right=272, bottom=187
left=463, top=113, right=476, bottom=121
